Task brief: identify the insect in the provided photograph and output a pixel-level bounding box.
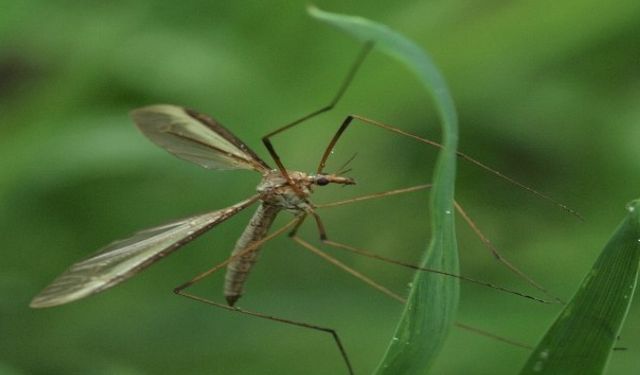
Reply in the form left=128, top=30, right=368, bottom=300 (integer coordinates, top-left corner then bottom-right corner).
left=30, top=43, right=574, bottom=374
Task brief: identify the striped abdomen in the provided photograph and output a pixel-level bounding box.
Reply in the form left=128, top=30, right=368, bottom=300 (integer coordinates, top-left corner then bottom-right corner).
left=224, top=203, right=280, bottom=306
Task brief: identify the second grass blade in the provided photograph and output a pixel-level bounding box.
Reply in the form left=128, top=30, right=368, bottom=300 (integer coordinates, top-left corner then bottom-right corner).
left=520, top=199, right=640, bottom=375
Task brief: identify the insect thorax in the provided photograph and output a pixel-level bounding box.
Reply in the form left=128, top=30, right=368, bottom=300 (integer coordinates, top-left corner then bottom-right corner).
left=256, top=169, right=313, bottom=211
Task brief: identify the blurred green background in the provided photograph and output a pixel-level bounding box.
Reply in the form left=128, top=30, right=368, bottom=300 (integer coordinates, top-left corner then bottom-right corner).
left=2, top=1, right=639, bottom=374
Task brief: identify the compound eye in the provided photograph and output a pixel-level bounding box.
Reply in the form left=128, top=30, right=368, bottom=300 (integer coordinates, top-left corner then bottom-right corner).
left=316, top=176, right=329, bottom=186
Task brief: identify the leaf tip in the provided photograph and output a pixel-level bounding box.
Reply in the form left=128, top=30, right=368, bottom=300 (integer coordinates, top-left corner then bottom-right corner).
left=306, top=3, right=320, bottom=16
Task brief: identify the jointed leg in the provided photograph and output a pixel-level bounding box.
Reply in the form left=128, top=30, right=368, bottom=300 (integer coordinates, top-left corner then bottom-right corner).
left=315, top=114, right=581, bottom=220
left=176, top=293, right=354, bottom=375
left=174, top=217, right=355, bottom=375
left=315, top=184, right=432, bottom=209
left=320, top=239, right=549, bottom=304
left=454, top=201, right=564, bottom=304
left=291, top=234, right=534, bottom=349
left=289, top=191, right=540, bottom=349
left=313, top=184, right=559, bottom=302
left=311, top=182, right=558, bottom=303
left=291, top=236, right=405, bottom=303
left=261, top=43, right=374, bottom=198
left=262, top=42, right=374, bottom=141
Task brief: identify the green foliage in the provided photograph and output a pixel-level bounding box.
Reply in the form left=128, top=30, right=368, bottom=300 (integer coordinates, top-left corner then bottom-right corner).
left=520, top=200, right=640, bottom=375
left=2, top=1, right=640, bottom=374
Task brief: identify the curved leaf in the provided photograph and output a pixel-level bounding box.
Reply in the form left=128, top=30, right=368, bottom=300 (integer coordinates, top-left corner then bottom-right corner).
left=309, top=7, right=459, bottom=374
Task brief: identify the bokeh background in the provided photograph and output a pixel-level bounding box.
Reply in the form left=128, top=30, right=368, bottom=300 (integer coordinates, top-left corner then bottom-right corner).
left=2, top=1, right=639, bottom=374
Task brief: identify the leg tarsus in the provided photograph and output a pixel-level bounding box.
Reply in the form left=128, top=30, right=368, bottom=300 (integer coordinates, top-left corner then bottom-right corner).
left=454, top=200, right=565, bottom=304
left=174, top=287, right=354, bottom=374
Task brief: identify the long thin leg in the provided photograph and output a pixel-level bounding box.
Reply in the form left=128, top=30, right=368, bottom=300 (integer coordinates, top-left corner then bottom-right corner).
left=261, top=43, right=374, bottom=198
left=315, top=114, right=582, bottom=220
left=291, top=235, right=533, bottom=350
left=313, top=183, right=560, bottom=303
left=225, top=212, right=529, bottom=364
left=315, top=184, right=432, bottom=209
left=291, top=235, right=405, bottom=303
left=320, top=239, right=549, bottom=304
left=174, top=218, right=355, bottom=375
left=454, top=322, right=532, bottom=350
left=310, top=211, right=328, bottom=241
left=174, top=218, right=298, bottom=293
left=454, top=201, right=565, bottom=304
left=263, top=42, right=374, bottom=140
left=176, top=292, right=354, bottom=374
left=306, top=185, right=560, bottom=345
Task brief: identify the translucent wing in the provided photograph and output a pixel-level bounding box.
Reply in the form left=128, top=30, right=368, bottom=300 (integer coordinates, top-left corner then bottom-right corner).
left=30, top=195, right=260, bottom=308
left=131, top=104, right=270, bottom=172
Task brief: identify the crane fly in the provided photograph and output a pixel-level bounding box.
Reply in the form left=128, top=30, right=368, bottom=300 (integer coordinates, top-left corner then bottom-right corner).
left=30, top=43, right=577, bottom=374
left=29, top=103, right=361, bottom=308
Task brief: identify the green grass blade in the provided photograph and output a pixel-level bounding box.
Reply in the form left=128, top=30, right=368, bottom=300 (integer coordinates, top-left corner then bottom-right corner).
left=520, top=199, right=640, bottom=375
left=308, top=7, right=459, bottom=374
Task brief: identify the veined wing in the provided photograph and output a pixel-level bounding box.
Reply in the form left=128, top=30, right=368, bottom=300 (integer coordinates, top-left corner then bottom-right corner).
left=30, top=195, right=260, bottom=308
left=131, top=104, right=270, bottom=172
